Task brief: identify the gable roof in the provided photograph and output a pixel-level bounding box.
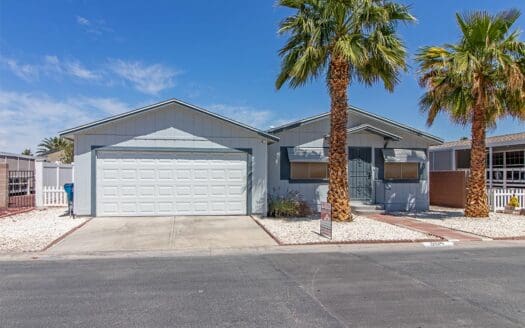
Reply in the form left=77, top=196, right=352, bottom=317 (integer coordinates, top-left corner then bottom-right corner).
left=345, top=124, right=402, bottom=141
left=430, top=132, right=525, bottom=150
left=59, top=98, right=280, bottom=142
left=267, top=105, right=443, bottom=144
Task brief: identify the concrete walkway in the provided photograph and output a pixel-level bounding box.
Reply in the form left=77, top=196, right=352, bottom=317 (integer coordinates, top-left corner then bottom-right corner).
left=48, top=216, right=276, bottom=254
left=368, top=214, right=483, bottom=241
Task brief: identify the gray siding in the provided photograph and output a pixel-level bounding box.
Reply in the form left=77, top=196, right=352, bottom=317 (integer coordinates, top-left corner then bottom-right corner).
left=268, top=110, right=435, bottom=211
left=73, top=102, right=268, bottom=216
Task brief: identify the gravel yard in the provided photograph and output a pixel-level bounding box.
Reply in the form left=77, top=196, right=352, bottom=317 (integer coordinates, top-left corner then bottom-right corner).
left=254, top=215, right=433, bottom=244
left=0, top=208, right=88, bottom=252
left=398, top=206, right=525, bottom=238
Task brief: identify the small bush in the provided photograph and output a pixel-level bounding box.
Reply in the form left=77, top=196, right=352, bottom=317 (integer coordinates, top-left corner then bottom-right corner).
left=508, top=195, right=519, bottom=208
left=268, top=190, right=311, bottom=218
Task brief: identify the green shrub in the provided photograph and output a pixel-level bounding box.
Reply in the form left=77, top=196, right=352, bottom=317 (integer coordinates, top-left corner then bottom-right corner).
left=508, top=195, right=519, bottom=208
left=268, top=190, right=311, bottom=218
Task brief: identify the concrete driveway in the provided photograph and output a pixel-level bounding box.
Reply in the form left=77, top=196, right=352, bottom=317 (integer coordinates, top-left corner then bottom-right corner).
left=48, top=216, right=276, bottom=253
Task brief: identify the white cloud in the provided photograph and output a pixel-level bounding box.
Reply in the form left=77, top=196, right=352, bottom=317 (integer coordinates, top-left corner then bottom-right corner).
left=76, top=15, right=112, bottom=35
left=64, top=61, right=101, bottom=80
left=206, top=104, right=295, bottom=130
left=0, top=57, right=39, bottom=81
left=0, top=90, right=130, bottom=153
left=76, top=16, right=90, bottom=26
left=109, top=59, right=179, bottom=95
left=1, top=55, right=101, bottom=82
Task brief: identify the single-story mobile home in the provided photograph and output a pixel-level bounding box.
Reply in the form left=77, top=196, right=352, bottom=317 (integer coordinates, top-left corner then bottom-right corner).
left=60, top=99, right=442, bottom=216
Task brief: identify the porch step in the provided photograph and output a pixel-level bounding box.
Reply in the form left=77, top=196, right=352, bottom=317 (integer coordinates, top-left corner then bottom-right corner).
left=351, top=202, right=385, bottom=215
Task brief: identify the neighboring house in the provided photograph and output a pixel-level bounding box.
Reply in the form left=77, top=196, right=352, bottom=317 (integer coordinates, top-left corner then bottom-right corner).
left=429, top=132, right=525, bottom=189
left=267, top=107, right=442, bottom=212
left=41, top=149, right=66, bottom=163
left=60, top=98, right=442, bottom=217
left=0, top=152, right=37, bottom=171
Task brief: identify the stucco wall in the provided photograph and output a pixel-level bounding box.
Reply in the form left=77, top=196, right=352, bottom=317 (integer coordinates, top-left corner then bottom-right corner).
left=268, top=110, right=436, bottom=211
left=72, top=102, right=269, bottom=216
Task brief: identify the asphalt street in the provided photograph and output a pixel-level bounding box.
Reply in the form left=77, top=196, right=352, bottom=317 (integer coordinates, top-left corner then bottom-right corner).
left=1, top=245, right=524, bottom=327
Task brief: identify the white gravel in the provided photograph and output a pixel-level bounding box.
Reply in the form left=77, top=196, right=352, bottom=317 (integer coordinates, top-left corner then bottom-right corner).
left=399, top=206, right=525, bottom=238
left=254, top=215, right=432, bottom=244
left=0, top=208, right=88, bottom=252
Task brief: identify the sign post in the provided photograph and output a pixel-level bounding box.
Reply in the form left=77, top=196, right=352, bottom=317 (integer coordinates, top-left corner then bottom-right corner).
left=320, top=202, right=332, bottom=239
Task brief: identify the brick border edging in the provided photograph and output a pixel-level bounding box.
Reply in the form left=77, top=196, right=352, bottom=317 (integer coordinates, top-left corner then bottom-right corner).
left=42, top=218, right=93, bottom=251
left=0, top=207, right=35, bottom=219
left=250, top=216, right=283, bottom=245
left=492, top=236, right=525, bottom=241
left=249, top=216, right=443, bottom=246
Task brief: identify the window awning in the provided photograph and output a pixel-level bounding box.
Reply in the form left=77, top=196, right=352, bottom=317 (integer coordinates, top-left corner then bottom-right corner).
left=382, top=149, right=427, bottom=163
left=287, top=147, right=328, bottom=163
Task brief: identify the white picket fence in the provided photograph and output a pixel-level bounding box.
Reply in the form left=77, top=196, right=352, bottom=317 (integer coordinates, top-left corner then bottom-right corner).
left=42, top=186, right=69, bottom=206
left=489, top=188, right=525, bottom=212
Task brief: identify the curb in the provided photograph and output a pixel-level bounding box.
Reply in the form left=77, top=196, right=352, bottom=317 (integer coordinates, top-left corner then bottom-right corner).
left=250, top=216, right=443, bottom=246
left=42, top=218, right=92, bottom=251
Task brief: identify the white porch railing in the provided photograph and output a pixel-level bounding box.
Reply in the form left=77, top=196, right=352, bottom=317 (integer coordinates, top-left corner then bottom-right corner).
left=43, top=186, right=68, bottom=206
left=488, top=167, right=525, bottom=188
left=489, top=188, right=524, bottom=212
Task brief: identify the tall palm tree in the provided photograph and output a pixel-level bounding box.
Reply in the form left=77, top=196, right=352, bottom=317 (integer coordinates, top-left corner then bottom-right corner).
left=276, top=0, right=414, bottom=221
left=417, top=10, right=525, bottom=217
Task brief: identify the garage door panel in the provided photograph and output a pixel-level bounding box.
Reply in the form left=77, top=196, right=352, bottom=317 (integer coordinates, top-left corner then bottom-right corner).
left=96, top=150, right=247, bottom=216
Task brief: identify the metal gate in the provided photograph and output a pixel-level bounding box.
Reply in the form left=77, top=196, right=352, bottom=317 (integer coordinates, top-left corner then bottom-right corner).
left=348, top=147, right=372, bottom=201
left=8, top=170, right=35, bottom=208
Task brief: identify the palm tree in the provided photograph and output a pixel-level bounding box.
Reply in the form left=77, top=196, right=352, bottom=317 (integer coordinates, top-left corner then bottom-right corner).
left=37, top=136, right=74, bottom=164
left=276, top=0, right=414, bottom=221
left=417, top=10, right=525, bottom=217
left=21, top=149, right=32, bottom=156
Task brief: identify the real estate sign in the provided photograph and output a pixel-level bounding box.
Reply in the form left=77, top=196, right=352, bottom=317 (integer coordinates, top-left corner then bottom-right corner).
left=320, top=202, right=332, bottom=239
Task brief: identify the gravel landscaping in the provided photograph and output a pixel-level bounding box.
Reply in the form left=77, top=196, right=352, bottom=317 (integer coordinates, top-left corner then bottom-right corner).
left=0, top=208, right=88, bottom=252
left=254, top=215, right=433, bottom=244
left=397, top=206, right=525, bottom=238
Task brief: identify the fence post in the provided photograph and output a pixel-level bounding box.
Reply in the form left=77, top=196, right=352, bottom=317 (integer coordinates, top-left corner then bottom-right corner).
left=0, top=163, right=8, bottom=209
left=35, top=159, right=44, bottom=208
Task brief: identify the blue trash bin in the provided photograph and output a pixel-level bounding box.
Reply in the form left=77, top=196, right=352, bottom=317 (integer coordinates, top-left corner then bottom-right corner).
left=64, top=183, right=74, bottom=216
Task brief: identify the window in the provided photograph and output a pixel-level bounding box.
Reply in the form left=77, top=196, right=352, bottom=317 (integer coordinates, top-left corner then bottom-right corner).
left=455, top=149, right=471, bottom=169
left=505, top=151, right=524, bottom=167
left=384, top=163, right=419, bottom=180
left=290, top=162, right=328, bottom=180
left=492, top=152, right=504, bottom=167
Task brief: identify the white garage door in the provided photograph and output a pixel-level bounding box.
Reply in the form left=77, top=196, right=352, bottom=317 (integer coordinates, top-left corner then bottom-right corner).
left=96, top=151, right=247, bottom=216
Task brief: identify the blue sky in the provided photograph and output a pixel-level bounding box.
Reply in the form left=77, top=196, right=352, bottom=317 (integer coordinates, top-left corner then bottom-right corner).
left=0, top=0, right=524, bottom=153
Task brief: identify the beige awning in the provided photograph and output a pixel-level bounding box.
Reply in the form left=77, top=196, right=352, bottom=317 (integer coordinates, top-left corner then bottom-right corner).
left=382, top=149, right=427, bottom=163
left=287, top=147, right=328, bottom=163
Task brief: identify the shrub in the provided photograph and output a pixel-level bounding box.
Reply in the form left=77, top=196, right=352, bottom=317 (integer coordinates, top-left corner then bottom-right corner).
left=268, top=190, right=311, bottom=218
left=508, top=195, right=519, bottom=208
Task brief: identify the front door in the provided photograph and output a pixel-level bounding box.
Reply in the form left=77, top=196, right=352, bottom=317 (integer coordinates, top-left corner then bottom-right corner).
left=348, top=147, right=372, bottom=202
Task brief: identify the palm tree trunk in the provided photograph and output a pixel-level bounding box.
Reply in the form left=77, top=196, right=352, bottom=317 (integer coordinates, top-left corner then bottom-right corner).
left=464, top=103, right=489, bottom=217
left=327, top=55, right=351, bottom=221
